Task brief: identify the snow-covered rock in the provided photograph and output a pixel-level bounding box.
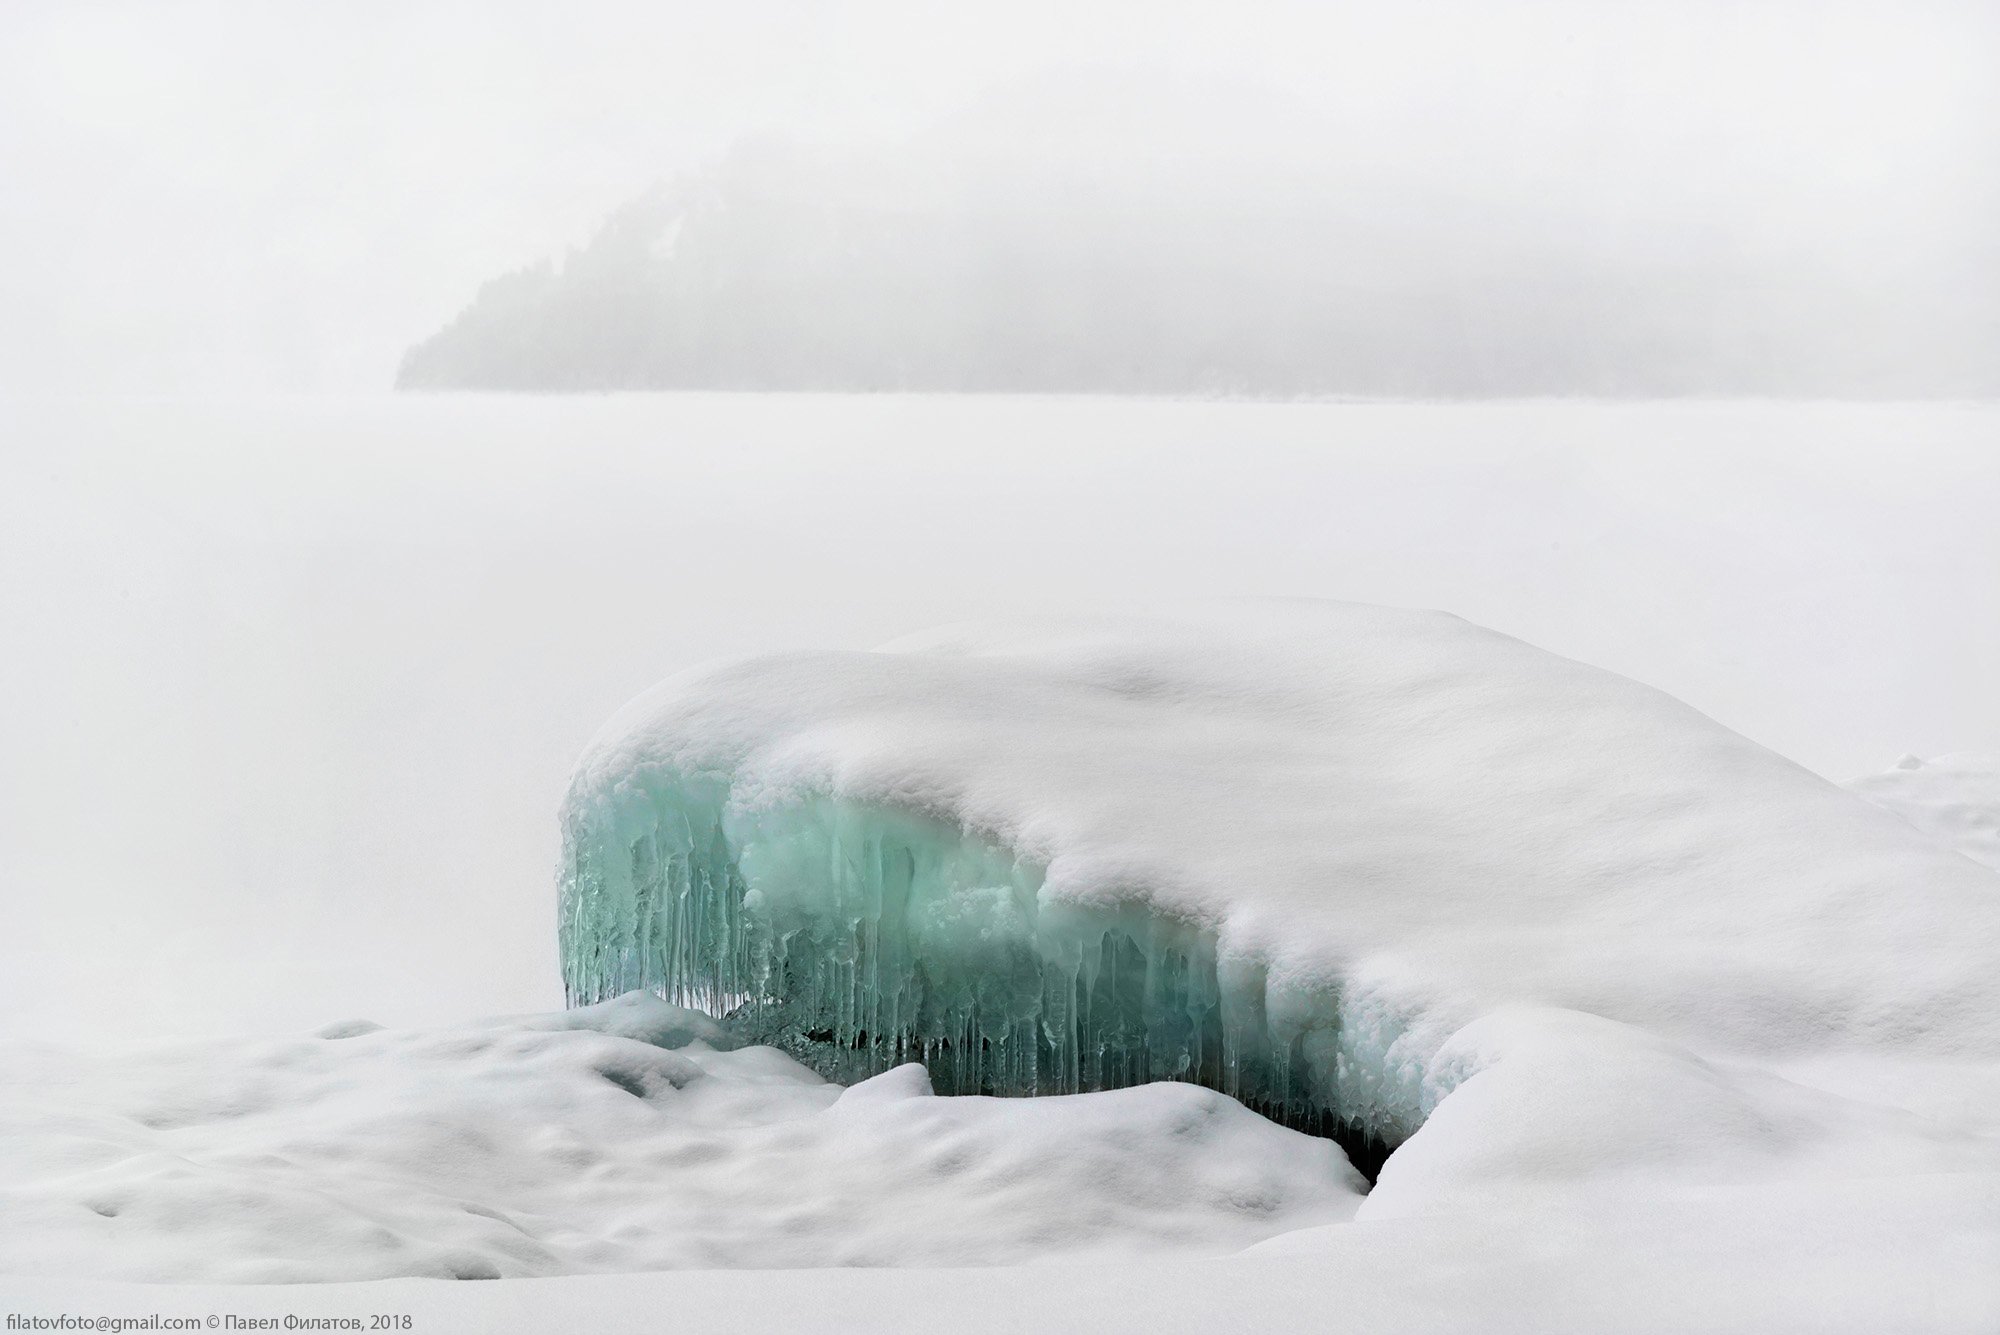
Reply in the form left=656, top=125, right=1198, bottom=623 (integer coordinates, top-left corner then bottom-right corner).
left=561, top=602, right=2000, bottom=1174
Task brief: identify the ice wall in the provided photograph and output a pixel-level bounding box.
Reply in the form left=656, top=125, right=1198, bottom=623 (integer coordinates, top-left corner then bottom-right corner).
left=560, top=777, right=1411, bottom=1155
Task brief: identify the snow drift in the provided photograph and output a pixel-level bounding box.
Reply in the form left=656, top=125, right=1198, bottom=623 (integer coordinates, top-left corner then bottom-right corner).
left=0, top=993, right=1364, bottom=1282
left=1849, top=752, right=2000, bottom=873
left=560, top=602, right=2000, bottom=1173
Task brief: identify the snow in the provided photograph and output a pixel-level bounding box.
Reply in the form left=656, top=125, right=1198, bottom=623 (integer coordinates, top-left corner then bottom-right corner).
left=538, top=601, right=2000, bottom=1323
left=4, top=1003, right=1991, bottom=1332
left=5, top=601, right=1999, bottom=1327
left=1848, top=753, right=2000, bottom=872
left=8, top=1175, right=1996, bottom=1334
left=4, top=400, right=1997, bottom=1327
left=563, top=603, right=2000, bottom=1153
left=0, top=993, right=1363, bottom=1283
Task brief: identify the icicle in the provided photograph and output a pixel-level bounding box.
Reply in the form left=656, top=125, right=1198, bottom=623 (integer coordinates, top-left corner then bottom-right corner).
left=555, top=775, right=1413, bottom=1145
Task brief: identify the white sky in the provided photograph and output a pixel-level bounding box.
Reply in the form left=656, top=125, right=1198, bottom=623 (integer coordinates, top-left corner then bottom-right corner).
left=1, top=0, right=1993, bottom=392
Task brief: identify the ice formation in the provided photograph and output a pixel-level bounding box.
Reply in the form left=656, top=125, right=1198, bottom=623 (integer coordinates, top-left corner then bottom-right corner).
left=561, top=782, right=1353, bottom=1144
left=560, top=603, right=2000, bottom=1159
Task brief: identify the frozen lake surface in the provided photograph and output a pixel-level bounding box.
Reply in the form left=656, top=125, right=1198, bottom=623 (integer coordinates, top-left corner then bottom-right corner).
left=1, top=394, right=1995, bottom=1043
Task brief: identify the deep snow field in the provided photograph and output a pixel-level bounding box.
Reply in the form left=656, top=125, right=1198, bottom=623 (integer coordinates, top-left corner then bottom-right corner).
left=0, top=992, right=1368, bottom=1282
left=3, top=395, right=1998, bottom=1331
left=4, top=983, right=1995, bottom=1330
left=1851, top=753, right=2000, bottom=872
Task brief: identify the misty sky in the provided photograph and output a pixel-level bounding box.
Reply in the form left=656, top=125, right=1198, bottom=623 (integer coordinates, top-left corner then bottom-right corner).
left=1, top=5, right=1997, bottom=1047
left=2, top=0, right=1993, bottom=393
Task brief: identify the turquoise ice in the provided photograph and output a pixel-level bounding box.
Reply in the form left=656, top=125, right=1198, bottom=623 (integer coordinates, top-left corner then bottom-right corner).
left=559, top=778, right=1408, bottom=1156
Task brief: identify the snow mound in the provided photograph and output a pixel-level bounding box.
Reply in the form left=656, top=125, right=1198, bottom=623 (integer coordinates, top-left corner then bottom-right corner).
left=1847, top=753, right=2000, bottom=872
left=561, top=602, right=2000, bottom=1160
left=0, top=999, right=1363, bottom=1283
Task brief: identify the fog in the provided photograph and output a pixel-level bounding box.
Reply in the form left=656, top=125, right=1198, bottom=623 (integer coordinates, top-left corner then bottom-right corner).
left=2, top=0, right=1993, bottom=394
left=1, top=6, right=1996, bottom=1045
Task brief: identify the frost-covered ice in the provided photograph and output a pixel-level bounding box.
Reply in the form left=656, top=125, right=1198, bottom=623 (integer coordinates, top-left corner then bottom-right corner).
left=560, top=603, right=2000, bottom=1164
left=1848, top=753, right=2000, bottom=872
left=0, top=993, right=1364, bottom=1282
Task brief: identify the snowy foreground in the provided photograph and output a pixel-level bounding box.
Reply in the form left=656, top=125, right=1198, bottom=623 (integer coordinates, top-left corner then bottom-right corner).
left=3, top=995, right=1995, bottom=1331
left=0, top=993, right=1366, bottom=1281
left=1849, top=753, right=2000, bottom=873
left=7, top=603, right=1999, bottom=1330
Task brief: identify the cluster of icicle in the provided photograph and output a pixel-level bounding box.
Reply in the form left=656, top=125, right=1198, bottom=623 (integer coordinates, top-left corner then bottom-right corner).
left=559, top=771, right=1416, bottom=1157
